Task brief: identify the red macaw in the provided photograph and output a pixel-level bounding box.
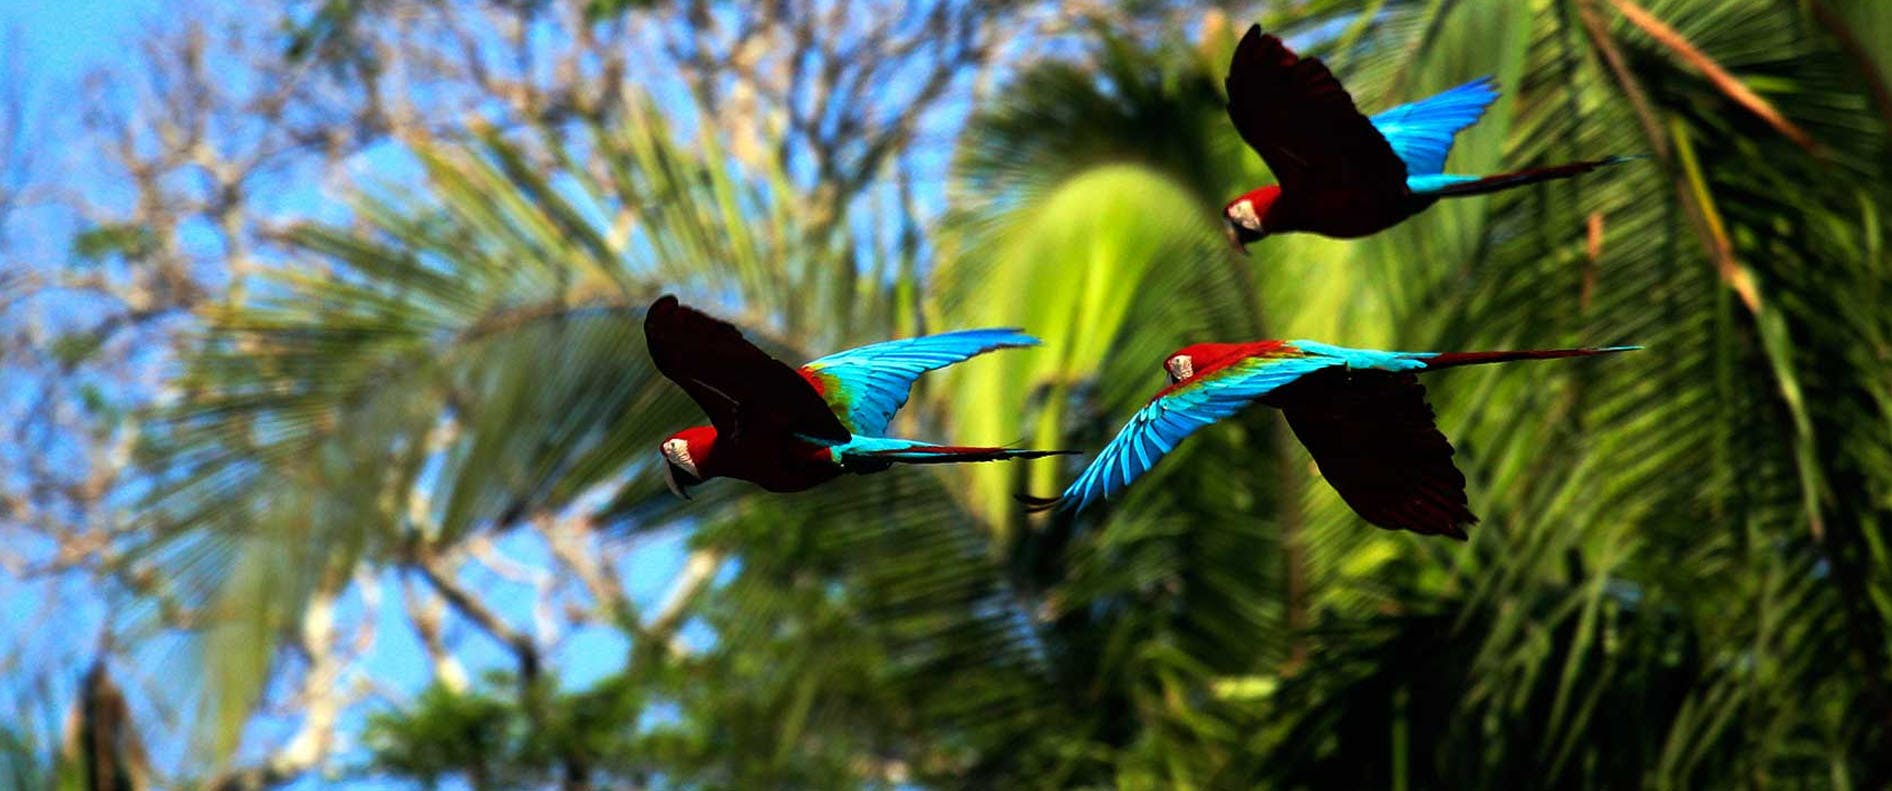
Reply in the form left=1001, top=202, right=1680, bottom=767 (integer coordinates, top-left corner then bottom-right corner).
left=647, top=295, right=1072, bottom=498
left=1023, top=339, right=1639, bottom=537
left=1221, top=24, right=1635, bottom=250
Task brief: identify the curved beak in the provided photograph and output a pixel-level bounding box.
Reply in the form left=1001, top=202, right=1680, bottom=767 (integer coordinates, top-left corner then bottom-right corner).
left=663, top=462, right=693, bottom=500
left=1222, top=218, right=1250, bottom=256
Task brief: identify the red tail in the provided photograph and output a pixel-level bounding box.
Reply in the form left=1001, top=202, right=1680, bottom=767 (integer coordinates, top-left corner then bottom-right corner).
left=1420, top=346, right=1640, bottom=372
left=1429, top=156, right=1640, bottom=198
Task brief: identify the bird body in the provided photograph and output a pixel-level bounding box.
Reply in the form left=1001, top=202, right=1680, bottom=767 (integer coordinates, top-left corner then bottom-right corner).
left=646, top=296, right=1070, bottom=497
left=1025, top=339, right=1639, bottom=537
left=1220, top=25, right=1632, bottom=248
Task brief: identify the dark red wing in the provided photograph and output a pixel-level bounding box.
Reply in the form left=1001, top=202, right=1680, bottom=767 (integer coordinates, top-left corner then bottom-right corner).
left=1225, top=25, right=1410, bottom=195
left=643, top=295, right=851, bottom=445
left=1265, top=368, right=1475, bottom=539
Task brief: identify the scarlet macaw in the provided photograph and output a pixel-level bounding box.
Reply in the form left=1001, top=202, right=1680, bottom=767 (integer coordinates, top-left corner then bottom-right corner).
left=1221, top=24, right=1634, bottom=250
left=1023, top=340, right=1638, bottom=537
left=647, top=295, right=1072, bottom=498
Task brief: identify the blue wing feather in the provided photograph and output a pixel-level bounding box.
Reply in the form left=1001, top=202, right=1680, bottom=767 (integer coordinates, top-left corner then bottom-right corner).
left=1370, top=77, right=1500, bottom=178
left=1058, top=355, right=1340, bottom=513
left=803, top=328, right=1039, bottom=435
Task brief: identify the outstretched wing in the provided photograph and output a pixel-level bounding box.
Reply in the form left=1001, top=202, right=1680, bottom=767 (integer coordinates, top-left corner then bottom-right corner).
left=1265, top=368, right=1475, bottom=538
left=644, top=295, right=851, bottom=445
left=1049, top=354, right=1340, bottom=513
left=1369, top=77, right=1500, bottom=178
left=800, top=328, right=1038, bottom=435
left=1224, top=25, right=1409, bottom=194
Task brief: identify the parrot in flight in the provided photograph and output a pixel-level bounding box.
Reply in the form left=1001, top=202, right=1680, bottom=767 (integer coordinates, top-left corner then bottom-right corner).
left=1220, top=24, right=1636, bottom=251
left=1022, top=339, right=1638, bottom=538
left=647, top=295, right=1072, bottom=498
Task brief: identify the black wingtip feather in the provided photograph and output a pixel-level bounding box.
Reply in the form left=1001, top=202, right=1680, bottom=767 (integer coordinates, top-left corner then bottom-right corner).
left=644, top=293, right=853, bottom=444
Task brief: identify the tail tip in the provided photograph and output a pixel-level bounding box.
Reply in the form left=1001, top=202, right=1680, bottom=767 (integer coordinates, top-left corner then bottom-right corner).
left=1015, top=493, right=1065, bottom=513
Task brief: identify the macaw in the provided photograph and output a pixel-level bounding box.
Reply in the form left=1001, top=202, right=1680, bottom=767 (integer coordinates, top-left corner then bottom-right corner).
left=1022, top=339, right=1638, bottom=538
left=646, top=295, right=1072, bottom=498
left=1221, top=24, right=1635, bottom=250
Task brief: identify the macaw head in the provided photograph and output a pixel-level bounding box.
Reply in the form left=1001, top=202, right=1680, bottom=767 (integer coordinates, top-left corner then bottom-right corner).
left=1166, top=342, right=1239, bottom=385
left=1222, top=186, right=1279, bottom=254
left=1163, top=341, right=1295, bottom=386
left=659, top=425, right=717, bottom=499
left=1164, top=351, right=1197, bottom=385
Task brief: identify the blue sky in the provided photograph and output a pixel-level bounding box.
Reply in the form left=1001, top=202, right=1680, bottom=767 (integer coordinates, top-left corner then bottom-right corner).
left=2, top=0, right=151, bottom=74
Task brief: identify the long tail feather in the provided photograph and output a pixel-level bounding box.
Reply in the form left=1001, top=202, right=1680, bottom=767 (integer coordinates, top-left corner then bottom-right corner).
left=1423, top=155, right=1643, bottom=198
left=855, top=445, right=1077, bottom=465
left=1419, top=345, right=1641, bottom=371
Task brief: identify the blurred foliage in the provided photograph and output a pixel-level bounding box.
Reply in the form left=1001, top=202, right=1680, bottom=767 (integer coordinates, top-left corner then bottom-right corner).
left=69, top=224, right=156, bottom=266
left=580, top=0, right=663, bottom=23
left=115, top=0, right=1892, bottom=788
left=0, top=722, right=58, bottom=791
left=366, top=674, right=645, bottom=789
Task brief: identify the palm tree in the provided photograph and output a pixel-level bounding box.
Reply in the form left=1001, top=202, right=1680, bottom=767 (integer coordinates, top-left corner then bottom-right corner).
left=131, top=99, right=1073, bottom=784
left=130, top=0, right=1892, bottom=787
left=938, top=1, right=1892, bottom=786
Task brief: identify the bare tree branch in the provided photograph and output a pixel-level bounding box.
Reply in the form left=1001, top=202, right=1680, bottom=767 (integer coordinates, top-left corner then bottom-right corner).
left=413, top=539, right=542, bottom=684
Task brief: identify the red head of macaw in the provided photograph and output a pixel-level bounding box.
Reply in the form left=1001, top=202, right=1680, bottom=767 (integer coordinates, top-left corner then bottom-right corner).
left=1220, top=187, right=1280, bottom=251
left=1220, top=24, right=1638, bottom=252
left=1162, top=341, right=1295, bottom=386
left=1025, top=339, right=1640, bottom=538
left=646, top=295, right=1074, bottom=498
left=658, top=425, right=715, bottom=499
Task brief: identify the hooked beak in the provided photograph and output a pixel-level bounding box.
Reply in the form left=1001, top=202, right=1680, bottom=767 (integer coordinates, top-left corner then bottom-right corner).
left=663, top=462, right=694, bottom=500
left=1223, top=218, right=1250, bottom=256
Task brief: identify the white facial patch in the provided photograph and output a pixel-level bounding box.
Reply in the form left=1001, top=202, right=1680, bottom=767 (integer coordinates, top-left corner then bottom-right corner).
left=661, top=438, right=698, bottom=477
left=1228, top=200, right=1261, bottom=231
left=1166, top=354, right=1195, bottom=382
